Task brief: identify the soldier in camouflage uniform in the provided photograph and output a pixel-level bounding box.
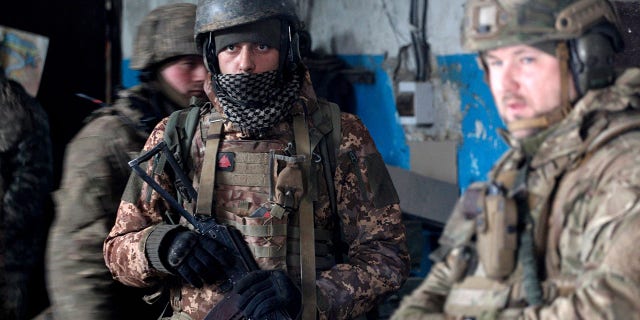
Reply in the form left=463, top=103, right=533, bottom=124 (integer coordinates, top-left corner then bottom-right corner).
left=0, top=68, right=53, bottom=319
left=47, top=3, right=206, bottom=319
left=104, top=0, right=410, bottom=319
left=391, top=0, right=640, bottom=319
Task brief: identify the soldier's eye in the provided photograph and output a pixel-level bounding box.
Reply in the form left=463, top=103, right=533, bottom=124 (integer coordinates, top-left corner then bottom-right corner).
left=520, top=57, right=535, bottom=65
left=486, top=59, right=502, bottom=68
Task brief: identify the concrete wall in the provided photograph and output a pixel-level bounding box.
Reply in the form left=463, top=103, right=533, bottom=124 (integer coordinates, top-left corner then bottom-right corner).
left=121, top=0, right=414, bottom=169
left=121, top=0, right=640, bottom=192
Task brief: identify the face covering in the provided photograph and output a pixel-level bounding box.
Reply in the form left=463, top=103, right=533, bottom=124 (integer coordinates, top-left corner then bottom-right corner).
left=214, top=70, right=301, bottom=137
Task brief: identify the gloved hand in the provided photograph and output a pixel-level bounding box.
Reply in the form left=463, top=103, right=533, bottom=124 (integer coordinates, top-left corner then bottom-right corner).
left=233, top=270, right=302, bottom=319
left=162, top=229, right=234, bottom=288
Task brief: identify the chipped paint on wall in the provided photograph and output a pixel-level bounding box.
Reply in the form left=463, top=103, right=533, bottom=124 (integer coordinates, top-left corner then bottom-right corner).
left=340, top=54, right=410, bottom=169
left=436, top=54, right=508, bottom=191
left=403, top=78, right=462, bottom=142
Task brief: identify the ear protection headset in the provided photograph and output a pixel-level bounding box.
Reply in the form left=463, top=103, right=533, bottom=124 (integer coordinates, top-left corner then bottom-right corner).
left=568, top=22, right=624, bottom=95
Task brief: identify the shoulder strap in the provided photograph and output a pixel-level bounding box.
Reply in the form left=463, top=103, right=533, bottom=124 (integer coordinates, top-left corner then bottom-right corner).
left=155, top=106, right=200, bottom=174
left=310, top=99, right=341, bottom=188
left=293, top=110, right=317, bottom=320
left=167, top=106, right=201, bottom=168
left=151, top=105, right=201, bottom=211
left=585, top=111, right=640, bottom=156
left=313, top=100, right=350, bottom=262
left=195, top=112, right=225, bottom=216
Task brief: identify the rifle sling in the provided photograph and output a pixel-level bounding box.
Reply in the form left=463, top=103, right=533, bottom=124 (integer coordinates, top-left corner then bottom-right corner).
left=196, top=113, right=224, bottom=216
left=293, top=111, right=318, bottom=319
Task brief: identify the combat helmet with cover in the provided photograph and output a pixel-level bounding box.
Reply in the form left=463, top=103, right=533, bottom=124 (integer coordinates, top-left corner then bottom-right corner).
left=462, top=0, right=624, bottom=132
left=130, top=3, right=199, bottom=71
left=194, top=0, right=302, bottom=75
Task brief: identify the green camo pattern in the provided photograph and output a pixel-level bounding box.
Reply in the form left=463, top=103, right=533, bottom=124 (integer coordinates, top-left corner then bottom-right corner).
left=462, top=0, right=619, bottom=51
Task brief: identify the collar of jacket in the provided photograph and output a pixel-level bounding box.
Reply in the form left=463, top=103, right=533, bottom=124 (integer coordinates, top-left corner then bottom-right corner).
left=527, top=68, right=640, bottom=170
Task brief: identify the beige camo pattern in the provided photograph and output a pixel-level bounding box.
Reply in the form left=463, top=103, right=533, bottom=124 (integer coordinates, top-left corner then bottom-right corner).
left=392, top=69, right=640, bottom=320
left=104, top=73, right=410, bottom=320
left=49, top=83, right=187, bottom=319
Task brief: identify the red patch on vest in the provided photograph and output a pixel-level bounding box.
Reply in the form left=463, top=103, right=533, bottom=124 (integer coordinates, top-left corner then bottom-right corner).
left=217, top=152, right=235, bottom=171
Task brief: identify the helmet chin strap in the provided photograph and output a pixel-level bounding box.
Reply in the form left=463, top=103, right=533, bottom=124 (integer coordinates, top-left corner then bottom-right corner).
left=507, top=42, right=573, bottom=134
left=506, top=107, right=567, bottom=132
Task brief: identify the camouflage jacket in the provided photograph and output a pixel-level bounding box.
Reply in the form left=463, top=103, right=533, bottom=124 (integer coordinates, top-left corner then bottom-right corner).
left=104, top=74, right=410, bottom=320
left=0, top=78, right=52, bottom=319
left=48, top=84, right=183, bottom=319
left=392, top=68, right=640, bottom=320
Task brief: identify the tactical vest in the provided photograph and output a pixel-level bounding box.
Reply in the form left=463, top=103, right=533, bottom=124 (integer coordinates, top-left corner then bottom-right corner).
left=441, top=109, right=640, bottom=319
left=157, top=97, right=344, bottom=276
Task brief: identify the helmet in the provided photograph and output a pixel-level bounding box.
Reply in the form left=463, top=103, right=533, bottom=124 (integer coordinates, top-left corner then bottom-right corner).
left=130, top=3, right=199, bottom=70
left=462, top=0, right=625, bottom=134
left=461, top=0, right=619, bottom=52
left=194, top=0, right=302, bottom=74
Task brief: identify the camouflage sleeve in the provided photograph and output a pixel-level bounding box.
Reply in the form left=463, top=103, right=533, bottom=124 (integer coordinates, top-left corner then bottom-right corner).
left=391, top=184, right=480, bottom=320
left=103, top=118, right=173, bottom=288
left=389, top=261, right=450, bottom=320
left=316, top=113, right=410, bottom=319
left=48, top=115, right=143, bottom=318
left=522, top=132, right=640, bottom=319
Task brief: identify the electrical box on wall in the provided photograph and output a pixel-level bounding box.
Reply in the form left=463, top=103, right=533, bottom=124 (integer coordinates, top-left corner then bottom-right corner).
left=396, top=81, right=434, bottom=126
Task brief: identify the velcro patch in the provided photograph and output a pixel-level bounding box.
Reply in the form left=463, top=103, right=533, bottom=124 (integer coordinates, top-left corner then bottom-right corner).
left=217, top=152, right=235, bottom=171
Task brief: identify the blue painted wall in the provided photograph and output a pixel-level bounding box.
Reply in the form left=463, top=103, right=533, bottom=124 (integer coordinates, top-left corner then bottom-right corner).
left=122, top=55, right=411, bottom=169
left=436, top=54, right=508, bottom=192
left=339, top=54, right=410, bottom=169
left=122, top=59, right=140, bottom=89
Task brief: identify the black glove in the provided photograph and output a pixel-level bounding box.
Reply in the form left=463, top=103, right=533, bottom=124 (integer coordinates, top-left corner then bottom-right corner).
left=161, top=229, right=233, bottom=288
left=233, top=270, right=302, bottom=320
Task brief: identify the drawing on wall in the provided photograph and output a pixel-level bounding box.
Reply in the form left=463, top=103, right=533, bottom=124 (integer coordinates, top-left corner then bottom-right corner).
left=0, top=26, right=49, bottom=96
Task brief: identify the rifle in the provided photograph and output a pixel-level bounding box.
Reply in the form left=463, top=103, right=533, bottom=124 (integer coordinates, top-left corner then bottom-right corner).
left=129, top=141, right=293, bottom=320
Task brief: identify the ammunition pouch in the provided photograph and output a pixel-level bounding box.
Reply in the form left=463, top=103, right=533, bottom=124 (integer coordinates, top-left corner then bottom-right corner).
left=475, top=182, right=518, bottom=280
left=271, top=152, right=306, bottom=218
left=440, top=181, right=518, bottom=281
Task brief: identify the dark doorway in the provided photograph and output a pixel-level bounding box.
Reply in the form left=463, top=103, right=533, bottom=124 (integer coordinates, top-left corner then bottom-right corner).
left=0, top=1, right=121, bottom=316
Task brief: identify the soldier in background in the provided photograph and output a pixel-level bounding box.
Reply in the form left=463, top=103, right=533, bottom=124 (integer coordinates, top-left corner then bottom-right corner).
left=392, top=0, right=640, bottom=319
left=0, top=67, right=53, bottom=319
left=47, top=3, right=206, bottom=319
left=104, top=0, right=410, bottom=319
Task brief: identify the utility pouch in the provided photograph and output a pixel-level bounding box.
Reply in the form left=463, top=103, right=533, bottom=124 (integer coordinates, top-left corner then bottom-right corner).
left=476, top=183, right=518, bottom=280
left=217, top=207, right=289, bottom=270
left=444, top=275, right=511, bottom=317
left=270, top=152, right=306, bottom=219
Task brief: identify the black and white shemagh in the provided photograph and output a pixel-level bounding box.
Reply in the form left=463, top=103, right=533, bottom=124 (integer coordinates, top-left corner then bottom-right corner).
left=215, top=70, right=301, bottom=136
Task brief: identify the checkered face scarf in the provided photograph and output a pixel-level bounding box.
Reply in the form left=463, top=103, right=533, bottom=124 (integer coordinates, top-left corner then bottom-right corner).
left=215, top=70, right=301, bottom=136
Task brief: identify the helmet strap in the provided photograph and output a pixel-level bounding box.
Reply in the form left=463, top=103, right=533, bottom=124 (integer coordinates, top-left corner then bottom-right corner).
left=506, top=107, right=566, bottom=132
left=203, top=32, right=220, bottom=74
left=556, top=41, right=572, bottom=117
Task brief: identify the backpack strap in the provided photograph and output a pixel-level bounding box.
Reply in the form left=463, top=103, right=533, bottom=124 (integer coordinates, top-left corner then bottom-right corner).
left=152, top=104, right=201, bottom=209
left=293, top=109, right=317, bottom=320
left=584, top=111, right=640, bottom=157
left=309, top=99, right=341, bottom=201
left=195, top=111, right=225, bottom=216
left=312, top=100, right=348, bottom=263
